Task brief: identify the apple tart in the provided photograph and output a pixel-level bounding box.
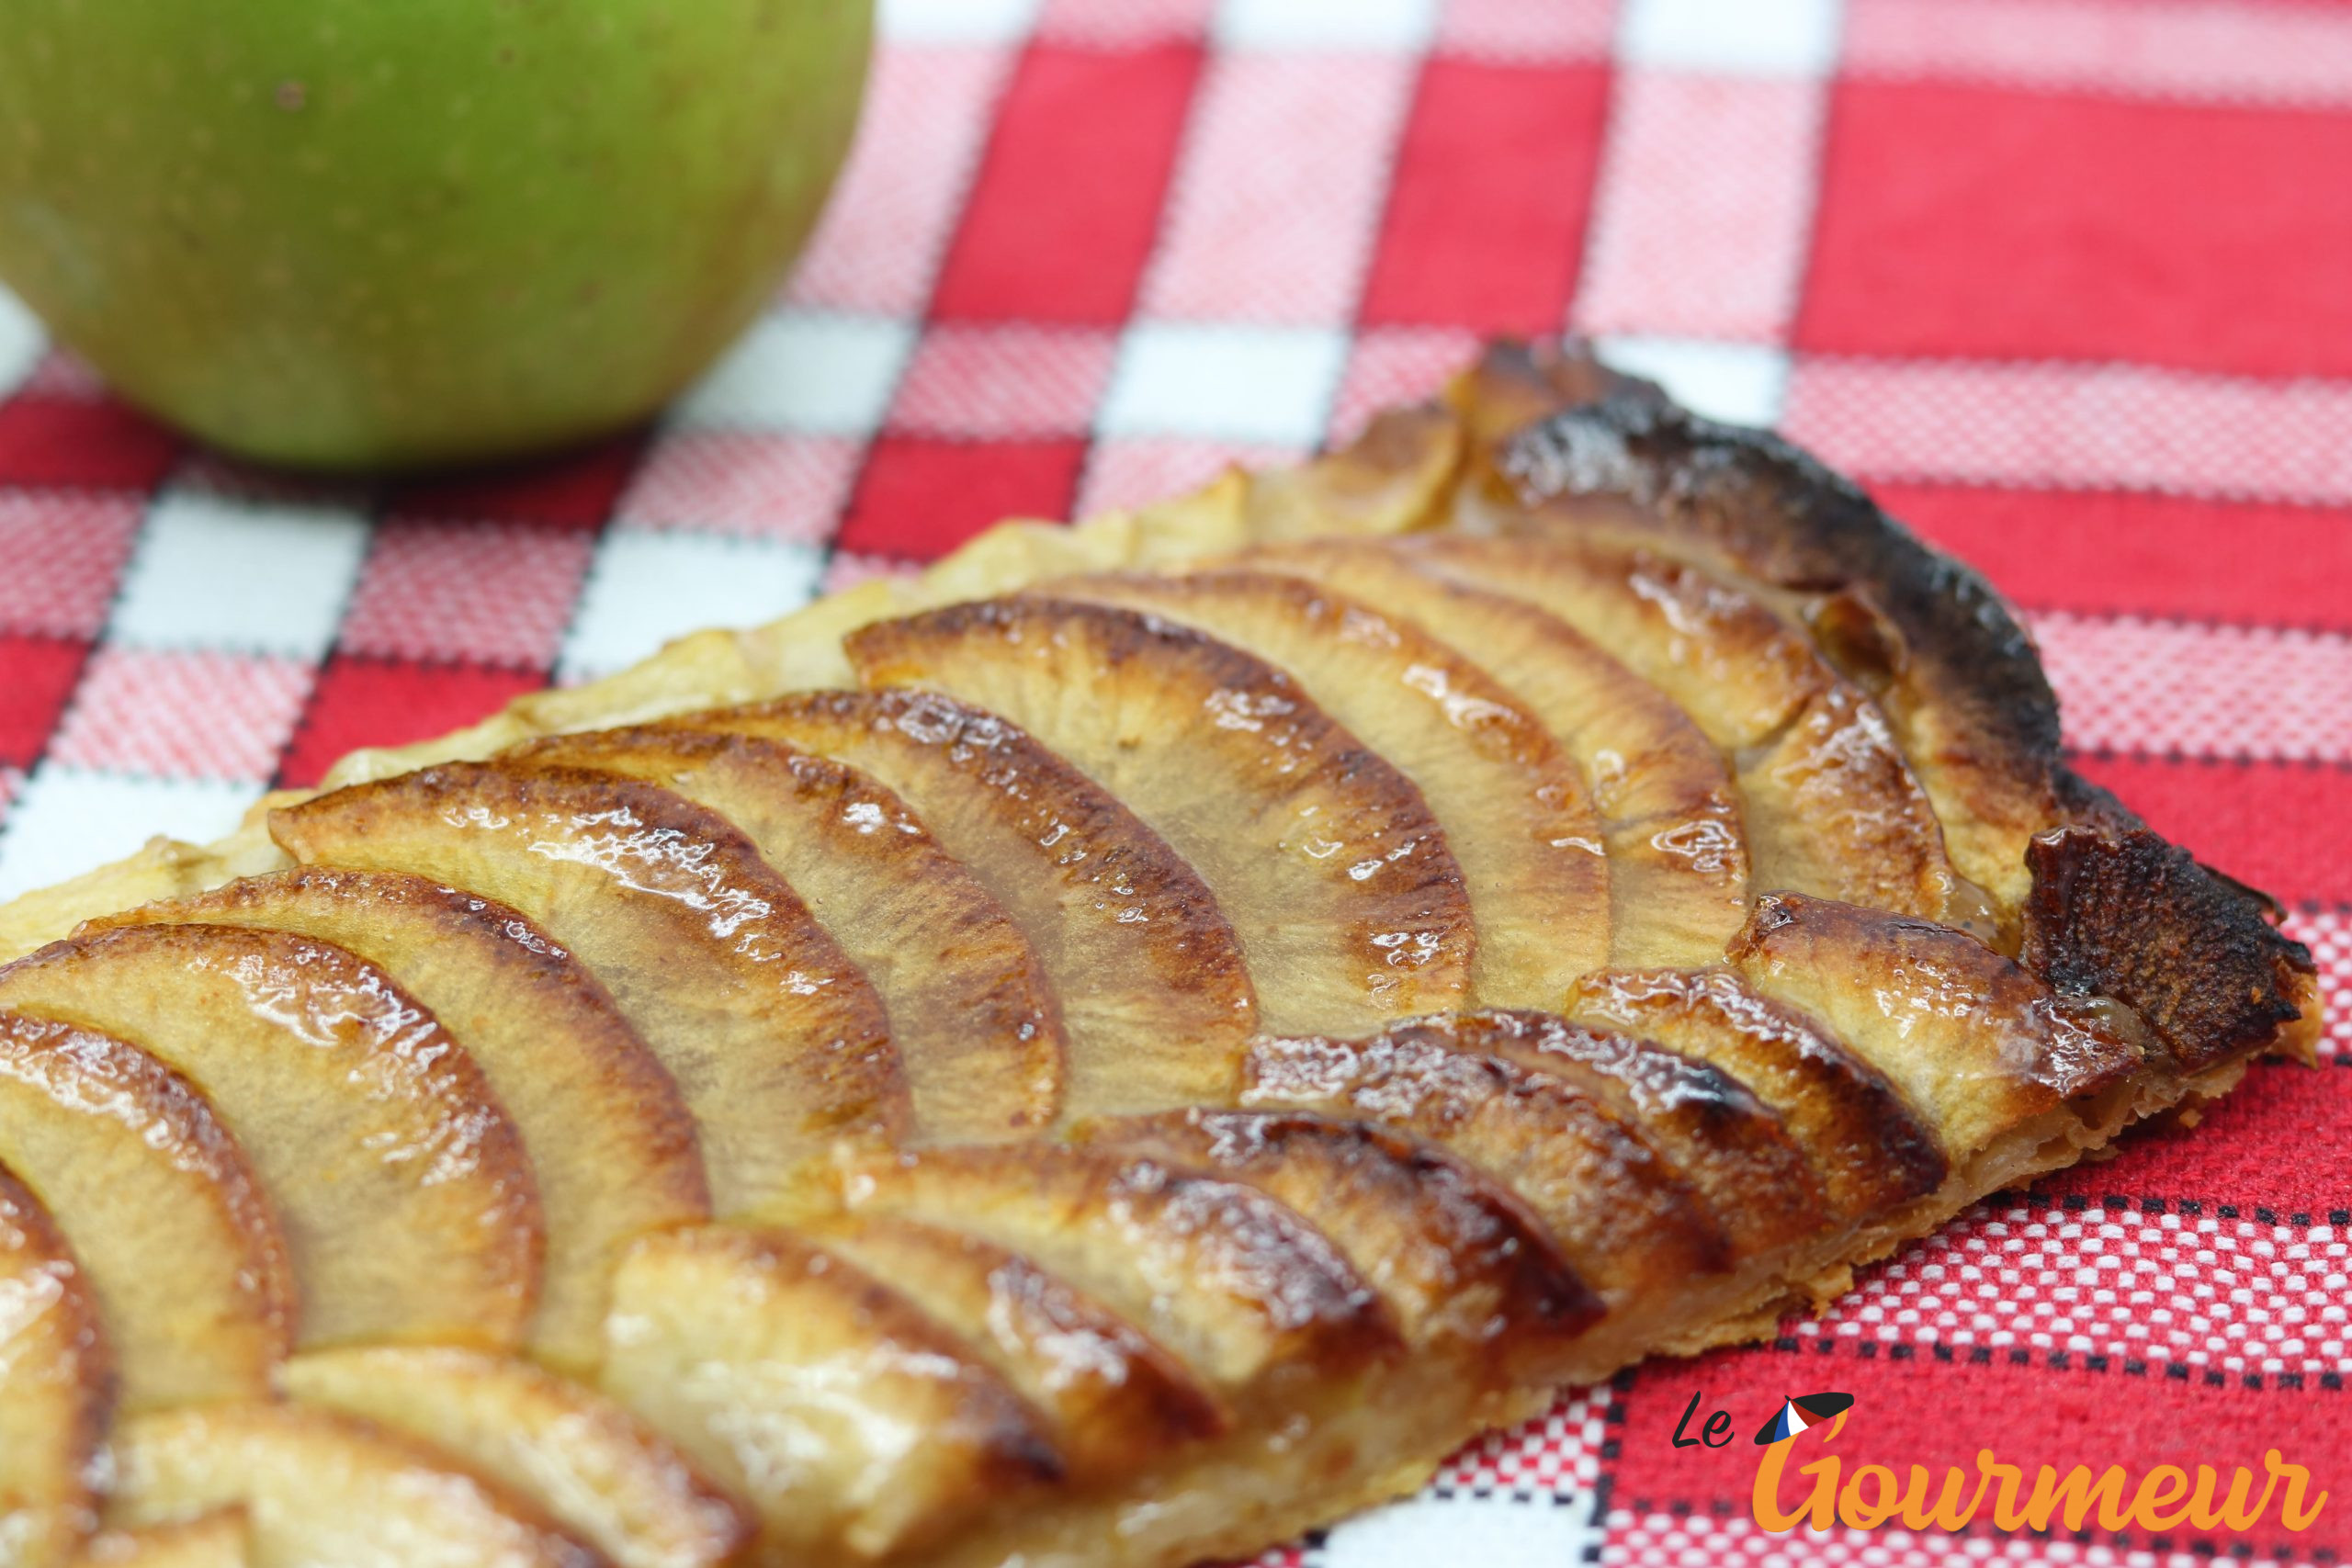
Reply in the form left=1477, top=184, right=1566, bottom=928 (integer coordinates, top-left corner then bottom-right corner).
left=0, top=343, right=2319, bottom=1568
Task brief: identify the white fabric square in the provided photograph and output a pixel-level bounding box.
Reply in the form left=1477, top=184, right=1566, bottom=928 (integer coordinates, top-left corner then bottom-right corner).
left=1099, top=322, right=1347, bottom=446
left=0, top=766, right=261, bottom=903
left=880, top=0, right=1041, bottom=43
left=107, top=491, right=371, bottom=660
left=559, top=528, right=824, bottom=682
left=1215, top=0, right=1439, bottom=51
left=1595, top=334, right=1792, bottom=428
left=1618, top=0, right=1847, bottom=76
left=0, top=286, right=42, bottom=398
left=672, top=312, right=915, bottom=435
left=1317, top=1491, right=1599, bottom=1568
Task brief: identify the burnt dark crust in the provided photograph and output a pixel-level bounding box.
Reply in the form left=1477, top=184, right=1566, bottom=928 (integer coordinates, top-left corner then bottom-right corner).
left=1487, top=348, right=2063, bottom=854
left=2022, top=824, right=2318, bottom=1074
left=1463, top=339, right=2316, bottom=1076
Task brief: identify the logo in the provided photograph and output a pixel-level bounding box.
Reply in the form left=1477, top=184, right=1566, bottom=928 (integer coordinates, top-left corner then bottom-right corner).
left=1671, top=1389, right=2330, bottom=1535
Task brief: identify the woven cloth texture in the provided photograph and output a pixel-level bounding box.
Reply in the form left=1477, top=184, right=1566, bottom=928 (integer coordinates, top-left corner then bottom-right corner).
left=0, top=1, right=2346, bottom=1562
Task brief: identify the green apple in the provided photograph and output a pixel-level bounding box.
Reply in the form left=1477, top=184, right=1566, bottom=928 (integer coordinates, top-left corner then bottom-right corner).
left=0, top=0, right=870, bottom=469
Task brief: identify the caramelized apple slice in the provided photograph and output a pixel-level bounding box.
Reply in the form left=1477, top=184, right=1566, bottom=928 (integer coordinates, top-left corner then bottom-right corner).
left=803, top=1214, right=1227, bottom=1484
left=1381, top=1010, right=1822, bottom=1258
left=662, top=691, right=1258, bottom=1118
left=601, top=1224, right=1058, bottom=1565
left=836, top=1142, right=1401, bottom=1404
left=1406, top=536, right=1957, bottom=919
left=1046, top=570, right=1610, bottom=1005
left=0, top=1168, right=105, bottom=1568
left=0, top=924, right=542, bottom=1350
left=1233, top=540, right=1747, bottom=965
left=286, top=1346, right=751, bottom=1568
left=1729, top=894, right=2143, bottom=1165
left=105, top=1404, right=595, bottom=1568
left=1082, top=1109, right=1600, bottom=1375
left=509, top=728, right=1061, bottom=1141
left=1238, top=1031, right=1726, bottom=1309
left=846, top=599, right=1472, bottom=1036
left=272, top=763, right=903, bottom=1213
left=1566, top=967, right=1948, bottom=1220
left=85, top=869, right=707, bottom=1373
left=0, top=1012, right=292, bottom=1408
left=81, top=1513, right=248, bottom=1568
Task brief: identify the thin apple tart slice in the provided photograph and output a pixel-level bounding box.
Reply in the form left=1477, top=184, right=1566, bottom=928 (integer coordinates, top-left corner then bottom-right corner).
left=0, top=1012, right=294, bottom=1409
left=79, top=869, right=708, bottom=1374
left=0, top=923, right=544, bottom=1354
left=0, top=1166, right=107, bottom=1568
left=0, top=341, right=2318, bottom=1568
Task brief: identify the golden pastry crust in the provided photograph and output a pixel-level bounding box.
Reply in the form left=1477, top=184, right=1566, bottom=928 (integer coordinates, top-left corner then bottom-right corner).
left=0, top=340, right=2320, bottom=1568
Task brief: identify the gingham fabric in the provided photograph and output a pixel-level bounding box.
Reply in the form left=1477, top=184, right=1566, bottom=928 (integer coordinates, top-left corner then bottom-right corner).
left=0, top=0, right=2346, bottom=1562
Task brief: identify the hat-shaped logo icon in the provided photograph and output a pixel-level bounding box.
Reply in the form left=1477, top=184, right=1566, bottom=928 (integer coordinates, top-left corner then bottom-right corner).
left=1752, top=1392, right=1855, bottom=1445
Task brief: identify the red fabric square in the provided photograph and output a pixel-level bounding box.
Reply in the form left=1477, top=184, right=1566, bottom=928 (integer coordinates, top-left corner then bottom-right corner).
left=1329, top=326, right=1481, bottom=444
left=837, top=436, right=1087, bottom=560
left=617, top=432, right=861, bottom=544
left=931, top=42, right=1204, bottom=324
left=391, top=434, right=643, bottom=529
left=0, top=491, right=147, bottom=639
left=1360, top=60, right=1610, bottom=333
left=1803, top=81, right=2352, bottom=378
left=279, top=656, right=545, bottom=789
left=339, top=520, right=594, bottom=670
left=0, top=396, right=181, bottom=490
left=0, top=635, right=86, bottom=769
left=1142, top=51, right=1420, bottom=324
left=888, top=326, right=1117, bottom=438
left=2067, top=753, right=2352, bottom=909
left=2036, top=1064, right=2352, bottom=1216
left=1875, top=483, right=2352, bottom=630
left=48, top=647, right=313, bottom=783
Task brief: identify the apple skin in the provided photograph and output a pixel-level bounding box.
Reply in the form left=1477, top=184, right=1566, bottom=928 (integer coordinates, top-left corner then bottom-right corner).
left=0, top=0, right=870, bottom=469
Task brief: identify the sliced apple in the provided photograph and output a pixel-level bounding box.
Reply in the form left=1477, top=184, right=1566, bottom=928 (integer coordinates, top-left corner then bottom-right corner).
left=1565, top=966, right=1948, bottom=1220
left=79, top=1513, right=248, bottom=1568
left=1238, top=1031, right=1727, bottom=1311
left=1379, top=1010, right=1822, bottom=1258
left=0, top=923, right=542, bottom=1351
left=104, top=1404, right=596, bottom=1568
left=1081, top=1108, right=1600, bottom=1377
left=660, top=690, right=1259, bottom=1120
left=88, top=869, right=709, bottom=1372
left=508, top=728, right=1062, bottom=1142
left=797, top=1213, right=1227, bottom=1485
left=0, top=1167, right=106, bottom=1568
left=836, top=1141, right=1401, bottom=1404
left=1728, top=894, right=2143, bottom=1165
left=1233, top=540, right=1748, bottom=966
left=601, top=1224, right=1058, bottom=1565
left=271, top=763, right=904, bottom=1213
left=1404, top=535, right=1957, bottom=920
left=286, top=1346, right=750, bottom=1568
left=0, top=1010, right=293, bottom=1408
left=1046, top=570, right=1610, bottom=1007
left=845, top=598, right=1472, bottom=1037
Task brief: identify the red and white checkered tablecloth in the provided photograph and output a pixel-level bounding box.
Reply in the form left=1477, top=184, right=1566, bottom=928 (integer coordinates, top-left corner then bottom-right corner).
left=1, top=0, right=2346, bottom=1562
